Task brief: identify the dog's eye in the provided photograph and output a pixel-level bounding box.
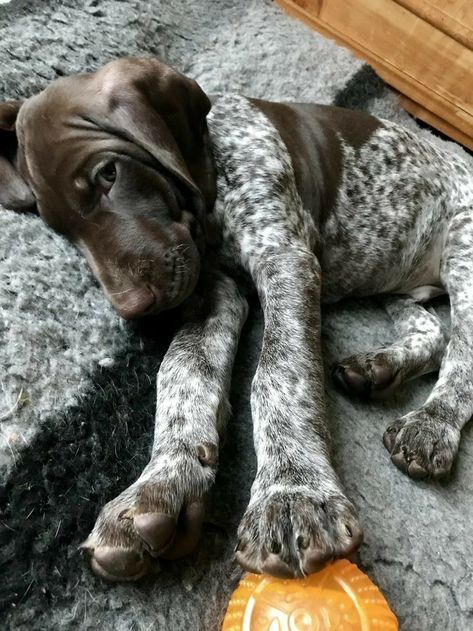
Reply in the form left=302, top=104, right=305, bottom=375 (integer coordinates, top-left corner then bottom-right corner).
left=96, top=163, right=117, bottom=192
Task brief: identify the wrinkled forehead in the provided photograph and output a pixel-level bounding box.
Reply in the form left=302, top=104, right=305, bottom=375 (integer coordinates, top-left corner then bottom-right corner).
left=14, top=78, right=107, bottom=224
left=18, top=76, right=95, bottom=151
left=16, top=76, right=123, bottom=195
left=18, top=59, right=145, bottom=137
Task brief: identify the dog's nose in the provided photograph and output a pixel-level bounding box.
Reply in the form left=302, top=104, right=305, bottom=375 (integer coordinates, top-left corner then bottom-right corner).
left=115, top=287, right=156, bottom=319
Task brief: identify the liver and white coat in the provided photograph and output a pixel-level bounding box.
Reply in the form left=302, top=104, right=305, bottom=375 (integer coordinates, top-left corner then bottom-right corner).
left=0, top=59, right=471, bottom=582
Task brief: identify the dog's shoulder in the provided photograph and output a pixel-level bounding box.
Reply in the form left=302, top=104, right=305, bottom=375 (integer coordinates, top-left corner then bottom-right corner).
left=208, top=95, right=318, bottom=270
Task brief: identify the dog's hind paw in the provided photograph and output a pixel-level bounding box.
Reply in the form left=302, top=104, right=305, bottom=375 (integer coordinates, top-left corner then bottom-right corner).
left=333, top=350, right=401, bottom=399
left=383, top=410, right=460, bottom=480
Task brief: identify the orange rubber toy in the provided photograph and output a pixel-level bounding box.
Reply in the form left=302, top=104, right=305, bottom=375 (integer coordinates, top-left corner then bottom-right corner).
left=222, top=560, right=398, bottom=630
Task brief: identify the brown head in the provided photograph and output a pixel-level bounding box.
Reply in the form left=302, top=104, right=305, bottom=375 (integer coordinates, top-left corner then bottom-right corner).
left=0, top=58, right=216, bottom=318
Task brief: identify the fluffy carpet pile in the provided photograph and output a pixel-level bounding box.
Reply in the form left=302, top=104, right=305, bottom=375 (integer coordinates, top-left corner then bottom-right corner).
left=0, top=1, right=472, bottom=629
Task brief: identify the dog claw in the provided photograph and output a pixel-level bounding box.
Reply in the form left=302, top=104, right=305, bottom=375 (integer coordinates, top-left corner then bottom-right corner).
left=407, top=461, right=428, bottom=480
left=390, top=451, right=409, bottom=473
left=161, top=501, right=205, bottom=559
left=235, top=550, right=259, bottom=574
left=197, top=443, right=218, bottom=467
left=302, top=549, right=333, bottom=575
left=371, top=362, right=396, bottom=387
left=262, top=554, right=294, bottom=578
left=333, top=365, right=370, bottom=396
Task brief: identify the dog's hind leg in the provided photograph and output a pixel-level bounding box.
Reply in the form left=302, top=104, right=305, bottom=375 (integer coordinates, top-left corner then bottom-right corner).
left=334, top=296, right=448, bottom=399
left=384, top=210, right=473, bottom=480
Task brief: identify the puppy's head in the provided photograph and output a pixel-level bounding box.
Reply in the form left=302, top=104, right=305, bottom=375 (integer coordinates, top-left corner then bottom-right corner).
left=0, top=58, right=216, bottom=319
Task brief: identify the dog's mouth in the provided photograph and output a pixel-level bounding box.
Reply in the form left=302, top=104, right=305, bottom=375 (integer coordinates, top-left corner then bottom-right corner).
left=116, top=246, right=200, bottom=320
left=77, top=209, right=204, bottom=320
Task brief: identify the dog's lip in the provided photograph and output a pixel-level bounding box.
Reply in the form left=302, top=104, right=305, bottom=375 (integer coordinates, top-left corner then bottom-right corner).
left=164, top=256, right=200, bottom=311
left=111, top=285, right=158, bottom=320
left=167, top=247, right=196, bottom=300
left=167, top=264, right=189, bottom=306
left=168, top=255, right=182, bottom=301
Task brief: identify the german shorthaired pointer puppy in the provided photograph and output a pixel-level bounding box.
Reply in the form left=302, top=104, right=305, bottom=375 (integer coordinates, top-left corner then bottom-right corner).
left=1, top=58, right=471, bottom=582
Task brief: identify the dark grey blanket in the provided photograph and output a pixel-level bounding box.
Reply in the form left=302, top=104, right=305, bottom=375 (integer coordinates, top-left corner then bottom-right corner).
left=1, top=1, right=472, bottom=629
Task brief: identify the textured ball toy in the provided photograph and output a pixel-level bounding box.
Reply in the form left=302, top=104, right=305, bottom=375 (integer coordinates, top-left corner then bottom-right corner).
left=222, top=560, right=398, bottom=630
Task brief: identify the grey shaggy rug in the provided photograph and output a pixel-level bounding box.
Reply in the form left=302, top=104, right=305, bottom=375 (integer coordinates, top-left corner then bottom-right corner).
left=0, top=1, right=472, bottom=630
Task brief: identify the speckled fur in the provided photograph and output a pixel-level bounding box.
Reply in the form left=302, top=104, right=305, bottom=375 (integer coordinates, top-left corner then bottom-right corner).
left=208, top=97, right=473, bottom=566
left=319, top=119, right=473, bottom=480
left=86, top=95, right=473, bottom=578
left=336, top=296, right=449, bottom=399
left=83, top=269, right=248, bottom=579
left=321, top=120, right=473, bottom=302
left=209, top=97, right=361, bottom=575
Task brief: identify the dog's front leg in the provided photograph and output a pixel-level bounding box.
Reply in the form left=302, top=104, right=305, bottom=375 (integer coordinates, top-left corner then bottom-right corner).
left=83, top=270, right=248, bottom=581
left=236, top=248, right=362, bottom=578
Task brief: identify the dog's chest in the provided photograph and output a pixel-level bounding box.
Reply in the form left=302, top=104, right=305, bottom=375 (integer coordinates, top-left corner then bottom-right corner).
left=319, top=122, right=473, bottom=301
left=208, top=96, right=473, bottom=302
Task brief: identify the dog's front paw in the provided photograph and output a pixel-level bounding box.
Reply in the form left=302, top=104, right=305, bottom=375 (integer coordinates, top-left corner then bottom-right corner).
left=81, top=442, right=218, bottom=581
left=334, top=350, right=400, bottom=399
left=383, top=410, right=460, bottom=480
left=235, top=486, right=362, bottom=578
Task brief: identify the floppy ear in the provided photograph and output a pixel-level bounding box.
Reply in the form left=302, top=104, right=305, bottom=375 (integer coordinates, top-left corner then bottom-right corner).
left=96, top=59, right=216, bottom=226
left=0, top=101, right=36, bottom=210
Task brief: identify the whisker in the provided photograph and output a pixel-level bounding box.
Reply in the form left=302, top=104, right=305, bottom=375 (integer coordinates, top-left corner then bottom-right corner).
left=109, top=288, right=136, bottom=297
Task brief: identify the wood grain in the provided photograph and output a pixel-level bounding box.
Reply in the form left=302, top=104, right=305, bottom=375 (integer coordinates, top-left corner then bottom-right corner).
left=275, top=0, right=473, bottom=148
left=399, top=94, right=473, bottom=150
left=395, top=0, right=473, bottom=48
